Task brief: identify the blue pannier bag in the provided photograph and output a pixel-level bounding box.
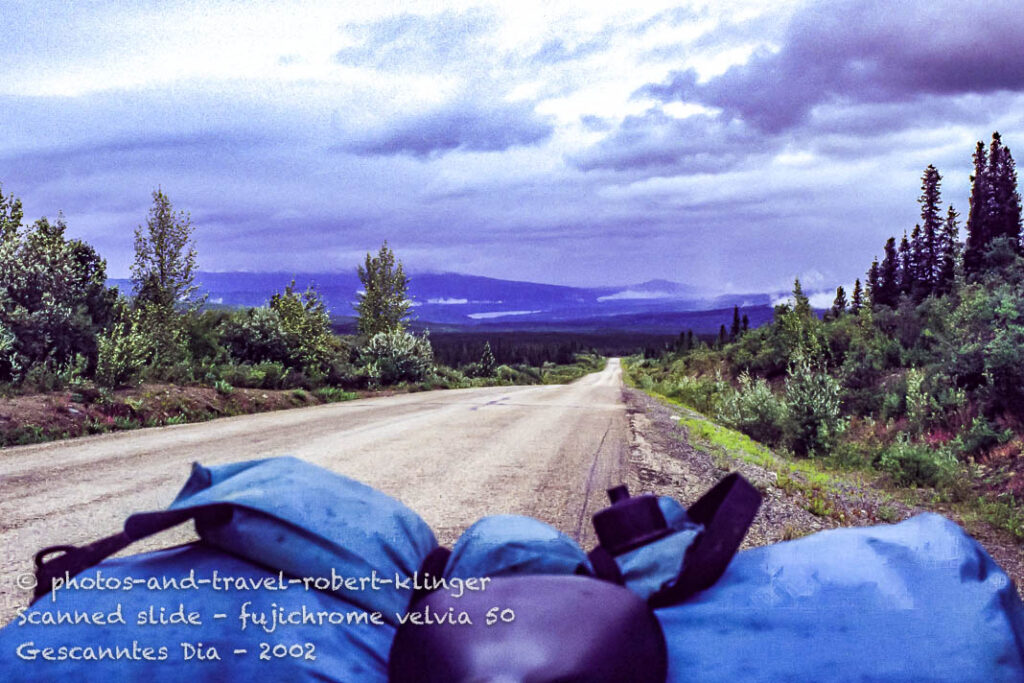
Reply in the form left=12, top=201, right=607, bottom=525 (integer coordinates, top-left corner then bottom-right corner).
left=2, top=455, right=1023, bottom=682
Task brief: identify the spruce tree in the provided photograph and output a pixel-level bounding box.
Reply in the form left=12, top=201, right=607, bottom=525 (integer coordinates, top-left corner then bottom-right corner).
left=867, top=259, right=881, bottom=307
left=877, top=238, right=899, bottom=307
left=831, top=286, right=847, bottom=318
left=741, top=314, right=749, bottom=333
left=717, top=324, right=727, bottom=348
left=730, top=306, right=741, bottom=340
left=792, top=278, right=812, bottom=317
left=990, top=133, right=1022, bottom=248
left=917, top=165, right=942, bottom=292
left=898, top=232, right=913, bottom=295
left=909, top=223, right=924, bottom=285
left=936, top=205, right=960, bottom=295
left=965, top=138, right=993, bottom=274
left=851, top=278, right=863, bottom=313
left=479, top=341, right=496, bottom=377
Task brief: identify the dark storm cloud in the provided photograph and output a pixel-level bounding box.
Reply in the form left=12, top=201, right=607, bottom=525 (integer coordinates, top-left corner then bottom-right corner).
left=341, top=99, right=553, bottom=158
left=570, top=108, right=772, bottom=174
left=639, top=0, right=1024, bottom=132
left=335, top=9, right=494, bottom=71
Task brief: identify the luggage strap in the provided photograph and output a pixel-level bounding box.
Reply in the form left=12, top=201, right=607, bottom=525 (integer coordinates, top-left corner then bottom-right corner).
left=32, top=504, right=233, bottom=601
left=589, top=473, right=761, bottom=607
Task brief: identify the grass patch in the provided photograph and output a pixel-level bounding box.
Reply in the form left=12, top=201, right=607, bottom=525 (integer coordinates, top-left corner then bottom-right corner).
left=314, top=387, right=359, bottom=403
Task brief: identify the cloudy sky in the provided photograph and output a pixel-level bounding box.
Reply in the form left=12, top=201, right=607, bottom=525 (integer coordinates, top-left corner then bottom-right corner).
left=2, top=0, right=1023, bottom=292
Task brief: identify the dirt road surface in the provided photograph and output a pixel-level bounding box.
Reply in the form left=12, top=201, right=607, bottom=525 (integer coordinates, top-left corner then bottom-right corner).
left=0, top=359, right=628, bottom=625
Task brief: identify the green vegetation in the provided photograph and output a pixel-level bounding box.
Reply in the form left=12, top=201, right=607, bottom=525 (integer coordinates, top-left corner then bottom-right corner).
left=0, top=184, right=606, bottom=438
left=356, top=241, right=412, bottom=336
left=628, top=132, right=1024, bottom=537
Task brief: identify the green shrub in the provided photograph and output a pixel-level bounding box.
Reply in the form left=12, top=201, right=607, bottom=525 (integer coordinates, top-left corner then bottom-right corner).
left=0, top=322, right=22, bottom=383
left=221, top=307, right=290, bottom=366
left=953, top=417, right=1012, bottom=457
left=717, top=371, right=786, bottom=445
left=904, top=368, right=937, bottom=435
left=660, top=372, right=731, bottom=416
left=358, top=330, right=434, bottom=386
left=879, top=434, right=958, bottom=488
left=782, top=354, right=847, bottom=457
left=256, top=361, right=288, bottom=389
left=213, top=379, right=234, bottom=395
left=427, top=364, right=470, bottom=389
left=95, top=302, right=150, bottom=388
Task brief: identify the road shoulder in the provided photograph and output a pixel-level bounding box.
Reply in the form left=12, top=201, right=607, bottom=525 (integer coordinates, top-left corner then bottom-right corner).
left=623, top=386, right=1024, bottom=592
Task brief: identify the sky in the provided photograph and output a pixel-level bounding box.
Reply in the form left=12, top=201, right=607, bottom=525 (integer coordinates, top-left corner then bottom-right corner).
left=2, top=0, right=1024, bottom=293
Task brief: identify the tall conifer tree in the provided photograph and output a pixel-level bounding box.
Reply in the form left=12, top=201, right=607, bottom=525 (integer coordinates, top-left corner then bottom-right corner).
left=989, top=133, right=1022, bottom=248
left=965, top=133, right=1022, bottom=274
left=877, top=238, right=899, bottom=307
left=897, top=233, right=913, bottom=295
left=831, top=286, right=847, bottom=318
left=937, top=205, right=960, bottom=294
left=917, top=165, right=942, bottom=292
left=867, top=259, right=881, bottom=307
left=851, top=279, right=863, bottom=313
left=964, top=141, right=989, bottom=274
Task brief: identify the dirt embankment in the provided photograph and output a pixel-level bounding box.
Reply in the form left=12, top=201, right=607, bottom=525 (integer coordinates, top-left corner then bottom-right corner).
left=0, top=383, right=359, bottom=448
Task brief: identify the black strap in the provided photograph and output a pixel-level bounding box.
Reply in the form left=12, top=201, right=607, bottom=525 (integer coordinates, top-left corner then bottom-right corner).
left=32, top=504, right=234, bottom=601
left=648, top=472, right=761, bottom=608
left=408, top=546, right=452, bottom=607
left=587, top=545, right=625, bottom=585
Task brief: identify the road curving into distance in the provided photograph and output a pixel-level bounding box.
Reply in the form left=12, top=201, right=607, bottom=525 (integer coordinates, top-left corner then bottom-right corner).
left=0, top=358, right=627, bottom=625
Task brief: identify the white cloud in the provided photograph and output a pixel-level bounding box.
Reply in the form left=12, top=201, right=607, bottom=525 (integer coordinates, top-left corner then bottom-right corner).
left=467, top=310, right=540, bottom=319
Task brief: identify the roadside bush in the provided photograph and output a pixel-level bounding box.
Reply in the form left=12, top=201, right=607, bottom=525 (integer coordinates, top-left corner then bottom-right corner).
left=269, top=282, right=337, bottom=377
left=660, top=372, right=730, bottom=416
left=213, top=379, right=234, bottom=395
left=214, top=362, right=289, bottom=390
left=904, top=368, right=938, bottom=436
left=95, top=302, right=149, bottom=388
left=495, top=365, right=519, bottom=383
left=718, top=371, right=785, bottom=446
left=255, top=361, right=288, bottom=389
left=0, top=322, right=21, bottom=383
left=221, top=307, right=290, bottom=366
left=429, top=364, right=470, bottom=389
left=325, top=358, right=358, bottom=388
left=221, top=285, right=343, bottom=382
left=358, top=330, right=434, bottom=386
left=783, top=354, right=847, bottom=457
left=0, top=213, right=115, bottom=381
left=879, top=435, right=959, bottom=488
left=953, top=417, right=1012, bottom=458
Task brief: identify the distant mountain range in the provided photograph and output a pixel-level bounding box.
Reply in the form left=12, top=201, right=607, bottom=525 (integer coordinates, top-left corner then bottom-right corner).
left=108, top=271, right=787, bottom=334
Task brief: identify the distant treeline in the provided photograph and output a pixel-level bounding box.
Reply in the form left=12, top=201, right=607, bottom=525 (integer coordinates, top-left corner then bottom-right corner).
left=427, top=332, right=677, bottom=368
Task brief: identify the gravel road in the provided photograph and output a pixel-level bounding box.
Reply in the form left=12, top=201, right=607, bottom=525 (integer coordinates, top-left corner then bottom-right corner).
left=0, top=359, right=628, bottom=625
